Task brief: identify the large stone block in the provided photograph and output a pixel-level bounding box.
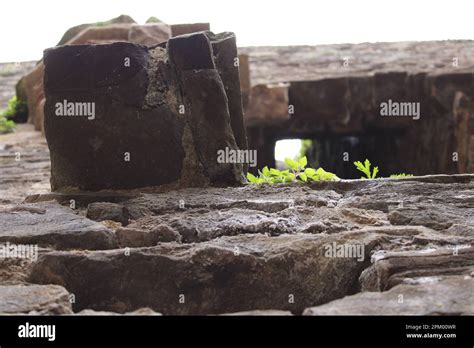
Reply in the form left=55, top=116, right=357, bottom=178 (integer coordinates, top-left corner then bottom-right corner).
left=29, top=232, right=383, bottom=314
left=43, top=32, right=247, bottom=191
left=0, top=284, right=73, bottom=314
left=18, top=17, right=209, bottom=133
left=170, top=23, right=210, bottom=37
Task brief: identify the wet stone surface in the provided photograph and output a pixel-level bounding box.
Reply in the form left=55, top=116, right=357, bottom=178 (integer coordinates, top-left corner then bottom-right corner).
left=0, top=126, right=473, bottom=315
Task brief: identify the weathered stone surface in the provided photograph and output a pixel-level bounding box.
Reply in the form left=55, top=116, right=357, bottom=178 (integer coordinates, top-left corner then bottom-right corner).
left=16, top=174, right=472, bottom=247
left=116, top=225, right=181, bottom=247
left=0, top=61, right=36, bottom=111
left=245, top=83, right=290, bottom=127
left=125, top=208, right=299, bottom=243
left=241, top=41, right=474, bottom=177
left=301, top=233, right=473, bottom=315
left=12, top=40, right=474, bottom=177
left=303, top=276, right=474, bottom=315
left=453, top=92, right=474, bottom=173
left=337, top=177, right=474, bottom=230
left=21, top=62, right=45, bottom=132
left=0, top=121, right=472, bottom=317
left=29, top=232, right=383, bottom=314
left=238, top=54, right=250, bottom=109
left=389, top=205, right=472, bottom=231
left=43, top=32, right=246, bottom=191
left=0, top=284, right=73, bottom=314
left=208, top=32, right=248, bottom=154
left=0, top=124, right=50, bottom=207
left=128, top=23, right=171, bottom=46
left=168, top=33, right=246, bottom=186
left=86, top=202, right=130, bottom=225
left=56, top=15, right=136, bottom=46
left=0, top=201, right=116, bottom=249
left=221, top=310, right=292, bottom=316
left=170, top=23, right=210, bottom=37
left=359, top=247, right=474, bottom=292
left=59, top=24, right=132, bottom=45
left=77, top=307, right=161, bottom=315
left=239, top=41, right=474, bottom=86
left=15, top=18, right=209, bottom=132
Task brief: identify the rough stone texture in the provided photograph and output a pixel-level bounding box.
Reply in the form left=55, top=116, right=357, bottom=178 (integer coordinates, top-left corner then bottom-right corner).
left=221, top=310, right=292, bottom=316
left=0, top=61, right=36, bottom=111
left=240, top=41, right=474, bottom=177
left=171, top=23, right=210, bottom=37
left=43, top=32, right=247, bottom=191
left=115, top=225, right=181, bottom=247
left=245, top=83, right=289, bottom=126
left=8, top=40, right=474, bottom=178
left=0, top=201, right=116, bottom=250
left=303, top=276, right=474, bottom=315
left=127, top=23, right=171, bottom=46
left=0, top=122, right=472, bottom=315
left=29, top=232, right=383, bottom=314
left=239, top=41, right=474, bottom=85
left=0, top=124, right=50, bottom=207
left=56, top=14, right=137, bottom=46
left=209, top=32, right=248, bottom=154
left=0, top=244, right=52, bottom=285
left=86, top=202, right=130, bottom=225
left=238, top=54, right=250, bottom=109
left=0, top=284, right=73, bottom=314
left=359, top=247, right=474, bottom=291
left=77, top=307, right=161, bottom=315
left=302, top=238, right=473, bottom=315
left=15, top=17, right=210, bottom=132
left=19, top=62, right=46, bottom=131
left=10, top=174, right=469, bottom=315
left=453, top=91, right=474, bottom=173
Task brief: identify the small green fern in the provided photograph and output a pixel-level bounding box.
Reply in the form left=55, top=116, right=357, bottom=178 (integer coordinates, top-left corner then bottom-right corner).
left=354, top=159, right=378, bottom=179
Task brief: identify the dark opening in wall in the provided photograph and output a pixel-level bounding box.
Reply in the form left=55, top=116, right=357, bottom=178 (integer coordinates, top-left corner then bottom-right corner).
left=273, top=131, right=406, bottom=179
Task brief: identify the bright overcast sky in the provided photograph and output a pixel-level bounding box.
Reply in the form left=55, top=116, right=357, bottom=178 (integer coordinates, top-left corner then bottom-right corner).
left=1, top=0, right=473, bottom=62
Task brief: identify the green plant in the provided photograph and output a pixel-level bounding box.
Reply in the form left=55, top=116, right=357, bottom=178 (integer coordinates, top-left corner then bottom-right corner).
left=389, top=173, right=413, bottom=178
left=246, top=156, right=339, bottom=184
left=354, top=159, right=379, bottom=179
left=0, top=116, right=15, bottom=134
left=2, top=96, right=26, bottom=119
left=247, top=156, right=412, bottom=185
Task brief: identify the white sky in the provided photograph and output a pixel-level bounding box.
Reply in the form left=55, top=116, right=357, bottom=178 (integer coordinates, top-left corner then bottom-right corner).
left=1, top=0, right=473, bottom=63
left=275, top=139, right=303, bottom=162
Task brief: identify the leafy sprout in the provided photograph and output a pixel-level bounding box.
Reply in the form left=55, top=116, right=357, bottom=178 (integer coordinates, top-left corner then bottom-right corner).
left=353, top=159, right=378, bottom=179
left=246, top=156, right=339, bottom=184
left=247, top=157, right=412, bottom=185
left=0, top=95, right=25, bottom=134
left=2, top=96, right=25, bottom=119
left=0, top=117, right=15, bottom=134
left=389, top=173, right=413, bottom=179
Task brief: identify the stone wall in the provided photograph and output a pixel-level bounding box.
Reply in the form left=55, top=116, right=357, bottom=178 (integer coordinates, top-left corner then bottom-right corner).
left=240, top=41, right=474, bottom=177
